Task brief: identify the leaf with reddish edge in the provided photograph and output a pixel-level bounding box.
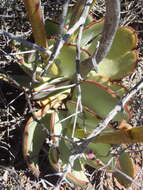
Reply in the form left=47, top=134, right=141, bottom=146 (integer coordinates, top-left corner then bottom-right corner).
left=87, top=74, right=128, bottom=97
left=88, top=26, right=138, bottom=80
left=66, top=100, right=102, bottom=133
left=65, top=100, right=115, bottom=170
left=98, top=50, right=138, bottom=80
left=72, top=80, right=130, bottom=120
left=81, top=19, right=104, bottom=48
left=86, top=75, right=132, bottom=118
left=83, top=154, right=106, bottom=169
left=49, top=146, right=89, bottom=188
left=23, top=105, right=53, bottom=177
left=108, top=27, right=138, bottom=58
left=48, top=112, right=90, bottom=188
left=33, top=78, right=71, bottom=102
left=91, top=125, right=143, bottom=144
left=82, top=21, right=138, bottom=80
left=67, top=170, right=89, bottom=188
left=83, top=23, right=138, bottom=56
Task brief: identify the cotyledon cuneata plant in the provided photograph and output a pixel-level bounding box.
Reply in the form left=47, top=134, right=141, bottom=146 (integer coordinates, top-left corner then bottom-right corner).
left=1, top=0, right=142, bottom=188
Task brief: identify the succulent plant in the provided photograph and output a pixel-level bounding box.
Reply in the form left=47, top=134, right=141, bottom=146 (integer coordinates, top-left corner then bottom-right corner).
left=2, top=0, right=142, bottom=188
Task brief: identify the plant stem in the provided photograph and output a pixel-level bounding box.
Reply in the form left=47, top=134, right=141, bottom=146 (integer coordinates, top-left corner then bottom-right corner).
left=80, top=0, right=120, bottom=77
left=41, top=0, right=93, bottom=76
left=95, top=0, right=120, bottom=64
left=69, top=0, right=86, bottom=28
left=23, top=0, right=48, bottom=49
left=91, top=126, right=143, bottom=144
left=84, top=78, right=143, bottom=143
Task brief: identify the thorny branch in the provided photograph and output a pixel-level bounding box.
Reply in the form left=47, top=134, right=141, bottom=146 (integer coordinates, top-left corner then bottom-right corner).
left=40, top=0, right=94, bottom=77
left=58, top=0, right=70, bottom=35
left=1, top=0, right=140, bottom=188
left=54, top=0, right=121, bottom=187
left=114, top=169, right=141, bottom=188
left=55, top=77, right=143, bottom=188
left=0, top=30, right=51, bottom=56
left=55, top=153, right=82, bottom=189
left=79, top=78, right=143, bottom=150
left=72, top=25, right=84, bottom=138
left=56, top=78, right=143, bottom=188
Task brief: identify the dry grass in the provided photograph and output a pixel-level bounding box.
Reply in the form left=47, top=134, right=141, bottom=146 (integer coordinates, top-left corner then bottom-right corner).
left=0, top=0, right=143, bottom=189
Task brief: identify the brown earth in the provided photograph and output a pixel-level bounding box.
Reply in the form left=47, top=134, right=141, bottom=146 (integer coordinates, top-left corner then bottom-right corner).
left=0, top=0, right=142, bottom=189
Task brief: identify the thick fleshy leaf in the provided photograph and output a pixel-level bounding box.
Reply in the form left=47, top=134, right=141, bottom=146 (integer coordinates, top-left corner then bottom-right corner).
left=66, top=100, right=101, bottom=134
left=82, top=141, right=115, bottom=170
left=59, top=139, right=72, bottom=164
left=85, top=25, right=138, bottom=56
left=98, top=50, right=138, bottom=80
left=81, top=20, right=104, bottom=48
left=92, top=27, right=138, bottom=80
left=49, top=140, right=89, bottom=188
left=67, top=169, right=89, bottom=188
left=16, top=53, right=52, bottom=85
left=114, top=152, right=135, bottom=187
left=91, top=125, right=143, bottom=144
left=48, top=112, right=90, bottom=188
left=88, top=143, right=111, bottom=157
left=83, top=156, right=104, bottom=169
left=33, top=78, right=71, bottom=102
left=87, top=73, right=127, bottom=97
left=55, top=44, right=89, bottom=77
left=107, top=27, right=138, bottom=59
left=72, top=81, right=129, bottom=120
left=23, top=106, right=52, bottom=177
left=88, top=142, right=112, bottom=165
left=65, top=12, right=93, bottom=32
left=83, top=23, right=138, bottom=80
left=85, top=15, right=93, bottom=26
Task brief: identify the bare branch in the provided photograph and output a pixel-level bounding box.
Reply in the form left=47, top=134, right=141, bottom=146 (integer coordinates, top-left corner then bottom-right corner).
left=0, top=30, right=51, bottom=56
left=72, top=26, right=84, bottom=138
left=61, top=78, right=143, bottom=182
left=58, top=0, right=70, bottom=35
left=40, top=0, right=94, bottom=77
left=55, top=153, right=82, bottom=189
left=95, top=0, right=120, bottom=64
left=53, top=76, right=143, bottom=189
left=114, top=168, right=141, bottom=188
left=83, top=78, right=143, bottom=144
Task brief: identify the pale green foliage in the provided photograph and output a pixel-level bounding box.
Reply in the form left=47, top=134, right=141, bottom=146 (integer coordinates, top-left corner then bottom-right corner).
left=3, top=0, right=139, bottom=188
